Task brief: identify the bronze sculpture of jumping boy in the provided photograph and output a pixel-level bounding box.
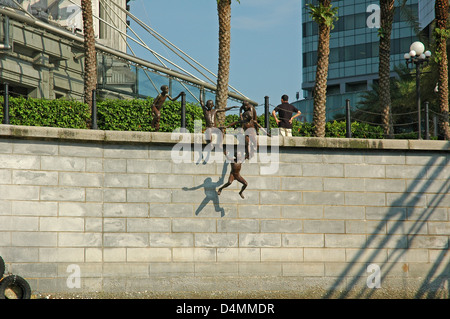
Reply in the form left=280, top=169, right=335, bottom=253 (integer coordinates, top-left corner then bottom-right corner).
left=151, top=85, right=183, bottom=131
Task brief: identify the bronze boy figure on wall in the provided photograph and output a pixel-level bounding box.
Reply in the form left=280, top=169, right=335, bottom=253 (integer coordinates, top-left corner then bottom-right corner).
left=151, top=85, right=183, bottom=131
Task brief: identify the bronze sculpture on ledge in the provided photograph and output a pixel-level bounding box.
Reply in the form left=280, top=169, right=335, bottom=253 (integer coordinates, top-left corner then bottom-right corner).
left=200, top=95, right=239, bottom=128
left=151, top=85, right=183, bottom=131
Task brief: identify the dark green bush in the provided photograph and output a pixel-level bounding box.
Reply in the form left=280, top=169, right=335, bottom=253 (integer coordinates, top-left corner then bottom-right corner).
left=0, top=96, right=90, bottom=129
left=0, top=96, right=390, bottom=139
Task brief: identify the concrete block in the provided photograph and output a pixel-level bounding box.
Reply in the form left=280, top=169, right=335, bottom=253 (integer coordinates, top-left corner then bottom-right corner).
left=104, top=248, right=126, bottom=262
left=387, top=221, right=428, bottom=235
left=216, top=248, right=260, bottom=262
left=41, top=156, right=85, bottom=171
left=39, top=248, right=85, bottom=262
left=366, top=207, right=407, bottom=221
left=0, top=139, right=13, bottom=154
left=261, top=248, right=303, bottom=262
left=261, top=220, right=302, bottom=233
left=59, top=172, right=103, bottom=187
left=57, top=233, right=102, bottom=247
left=0, top=216, right=38, bottom=231
left=12, top=201, right=57, bottom=216
left=86, top=188, right=103, bottom=203
left=346, top=220, right=386, bottom=234
left=127, top=218, right=171, bottom=233
left=127, top=159, right=171, bottom=174
left=239, top=233, right=281, bottom=247
left=172, top=248, right=216, bottom=262
left=127, top=248, right=172, bottom=262
left=12, top=262, right=57, bottom=278
left=345, top=192, right=385, bottom=206
left=366, top=235, right=408, bottom=249
left=386, top=193, right=427, bottom=207
left=324, top=206, right=364, bottom=220
left=427, top=222, right=450, bottom=235
left=104, top=159, right=126, bottom=173
left=323, top=178, right=364, bottom=192
left=275, top=163, right=302, bottom=176
left=0, top=185, right=40, bottom=200
left=11, top=232, right=57, bottom=247
left=104, top=189, right=127, bottom=203
left=149, top=203, right=193, bottom=217
left=323, top=151, right=364, bottom=164
left=127, top=189, right=172, bottom=203
left=0, top=154, right=40, bottom=169
left=386, top=165, right=427, bottom=179
left=365, top=179, right=406, bottom=192
left=103, top=203, right=149, bottom=217
left=0, top=169, right=11, bottom=185
left=260, top=190, right=302, bottom=205
left=103, top=233, right=149, bottom=247
left=281, top=205, right=323, bottom=219
left=40, top=217, right=84, bottom=232
left=387, top=248, right=429, bottom=263
left=303, top=220, right=345, bottom=233
left=345, top=248, right=388, bottom=263
left=302, top=163, right=343, bottom=177
left=150, top=174, right=193, bottom=189
left=103, top=218, right=126, bottom=232
left=217, top=219, right=259, bottom=233
left=408, top=235, right=448, bottom=249
left=85, top=218, right=102, bottom=232
left=281, top=177, right=322, bottom=191
left=13, top=170, right=58, bottom=185
left=104, top=173, right=148, bottom=188
left=427, top=194, right=450, bottom=208
left=0, top=247, right=39, bottom=262
left=149, top=233, right=194, bottom=247
left=407, top=207, right=447, bottom=221
left=195, top=233, right=238, bottom=247
left=82, top=248, right=103, bottom=264
left=104, top=144, right=148, bottom=159
left=304, top=248, right=346, bottom=262
left=345, top=164, right=385, bottom=178
left=59, top=202, right=102, bottom=217
left=325, top=234, right=366, bottom=248
left=303, top=191, right=344, bottom=205
left=86, top=158, right=103, bottom=172
left=40, top=187, right=85, bottom=202
left=282, top=234, right=324, bottom=247
left=59, top=142, right=103, bottom=158
left=172, top=218, right=216, bottom=233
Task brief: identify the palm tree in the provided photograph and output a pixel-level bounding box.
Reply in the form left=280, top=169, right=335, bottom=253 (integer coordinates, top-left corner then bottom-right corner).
left=81, top=0, right=97, bottom=118
left=307, top=0, right=338, bottom=138
left=378, top=0, right=395, bottom=138
left=434, top=0, right=450, bottom=140
left=215, top=0, right=239, bottom=126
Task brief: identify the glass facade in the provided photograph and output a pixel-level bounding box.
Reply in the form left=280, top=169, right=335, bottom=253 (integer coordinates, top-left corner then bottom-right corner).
left=297, top=0, right=419, bottom=122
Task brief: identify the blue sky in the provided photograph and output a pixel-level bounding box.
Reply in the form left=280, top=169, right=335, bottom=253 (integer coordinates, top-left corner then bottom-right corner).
left=128, top=0, right=302, bottom=107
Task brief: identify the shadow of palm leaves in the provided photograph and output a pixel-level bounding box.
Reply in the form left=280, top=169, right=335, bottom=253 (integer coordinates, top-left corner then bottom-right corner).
left=324, top=153, right=449, bottom=299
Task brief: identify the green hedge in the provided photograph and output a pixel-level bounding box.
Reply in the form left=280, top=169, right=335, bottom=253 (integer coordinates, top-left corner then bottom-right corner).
left=0, top=96, right=384, bottom=139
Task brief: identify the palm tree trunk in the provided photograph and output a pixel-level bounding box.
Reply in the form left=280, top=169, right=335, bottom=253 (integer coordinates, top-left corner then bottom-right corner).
left=435, top=0, right=450, bottom=140
left=313, top=0, right=332, bottom=138
left=81, top=0, right=97, bottom=117
left=216, top=0, right=232, bottom=127
left=378, top=0, right=395, bottom=138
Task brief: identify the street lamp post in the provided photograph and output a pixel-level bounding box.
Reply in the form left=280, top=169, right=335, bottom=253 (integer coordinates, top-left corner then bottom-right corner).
left=404, top=41, right=431, bottom=139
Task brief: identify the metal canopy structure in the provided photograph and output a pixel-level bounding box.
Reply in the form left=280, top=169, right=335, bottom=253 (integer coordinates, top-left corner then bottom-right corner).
left=0, top=0, right=257, bottom=106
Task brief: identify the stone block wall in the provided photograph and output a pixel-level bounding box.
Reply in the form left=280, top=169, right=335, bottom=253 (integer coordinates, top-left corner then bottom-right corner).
left=0, top=125, right=449, bottom=298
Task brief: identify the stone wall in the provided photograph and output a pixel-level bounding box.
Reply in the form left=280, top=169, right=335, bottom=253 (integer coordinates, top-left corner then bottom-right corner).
left=0, top=125, right=449, bottom=298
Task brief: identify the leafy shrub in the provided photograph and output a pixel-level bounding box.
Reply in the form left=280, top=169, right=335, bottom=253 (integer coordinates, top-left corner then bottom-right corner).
left=0, top=96, right=90, bottom=129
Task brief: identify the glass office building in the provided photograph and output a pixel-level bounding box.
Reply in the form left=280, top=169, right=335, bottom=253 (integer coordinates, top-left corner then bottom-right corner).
left=296, top=0, right=419, bottom=122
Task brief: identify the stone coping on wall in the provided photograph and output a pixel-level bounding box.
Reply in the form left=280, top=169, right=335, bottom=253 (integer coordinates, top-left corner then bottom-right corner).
left=0, top=124, right=449, bottom=151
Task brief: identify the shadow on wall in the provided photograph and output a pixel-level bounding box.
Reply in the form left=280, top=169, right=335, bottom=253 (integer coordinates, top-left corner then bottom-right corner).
left=182, top=162, right=228, bottom=217
left=324, top=153, right=450, bottom=299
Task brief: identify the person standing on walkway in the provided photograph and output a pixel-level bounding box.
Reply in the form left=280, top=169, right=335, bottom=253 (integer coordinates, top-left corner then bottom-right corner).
left=272, top=94, right=301, bottom=137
